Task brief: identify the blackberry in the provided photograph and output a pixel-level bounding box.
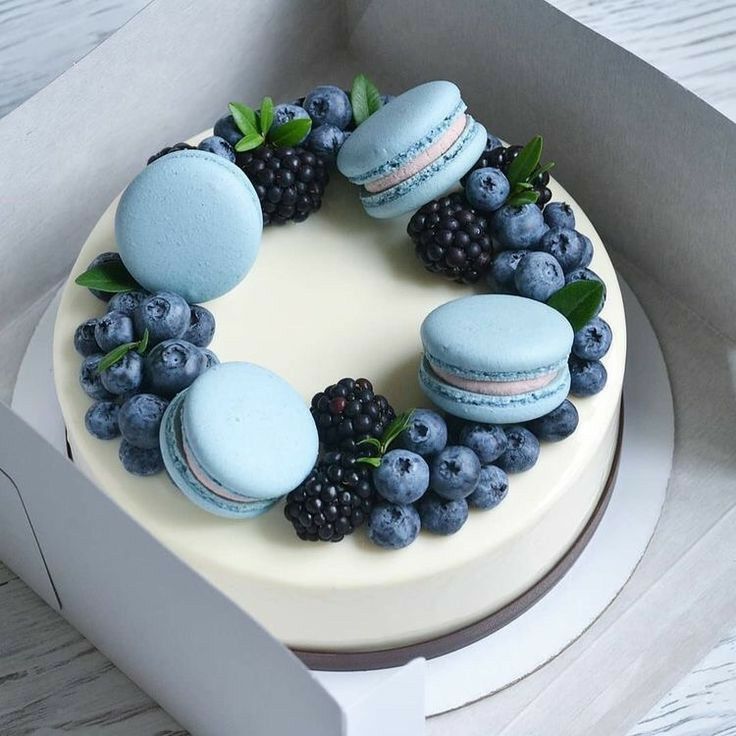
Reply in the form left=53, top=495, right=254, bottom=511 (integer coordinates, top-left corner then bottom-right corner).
left=147, top=142, right=196, bottom=165
left=236, top=145, right=329, bottom=225
left=462, top=142, right=552, bottom=208
left=311, top=377, right=395, bottom=450
left=284, top=450, right=375, bottom=542
left=407, top=193, right=492, bottom=283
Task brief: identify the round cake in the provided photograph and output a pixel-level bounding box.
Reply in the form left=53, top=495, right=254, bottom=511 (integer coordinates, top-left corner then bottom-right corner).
left=52, top=78, right=626, bottom=661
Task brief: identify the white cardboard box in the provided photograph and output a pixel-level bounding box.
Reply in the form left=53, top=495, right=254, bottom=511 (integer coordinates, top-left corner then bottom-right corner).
left=1, top=1, right=735, bottom=734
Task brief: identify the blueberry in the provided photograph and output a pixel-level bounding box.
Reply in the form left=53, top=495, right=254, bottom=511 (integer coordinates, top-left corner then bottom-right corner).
left=119, top=440, right=164, bottom=476
left=489, top=250, right=527, bottom=290
left=485, top=132, right=503, bottom=150
left=213, top=114, right=242, bottom=147
left=94, top=310, right=134, bottom=352
left=84, top=401, right=120, bottom=440
left=182, top=305, right=216, bottom=348
left=418, top=493, right=468, bottom=535
left=272, top=104, right=310, bottom=142
left=373, top=449, right=430, bottom=504
left=458, top=423, right=508, bottom=464
left=134, top=291, right=190, bottom=345
left=527, top=400, right=579, bottom=442
left=537, top=227, right=583, bottom=273
left=514, top=251, right=564, bottom=301
left=397, top=409, right=448, bottom=457
left=367, top=503, right=421, bottom=550
left=100, top=351, right=144, bottom=395
left=73, top=319, right=100, bottom=356
left=107, top=290, right=149, bottom=317
left=492, top=204, right=547, bottom=250
left=573, top=317, right=612, bottom=360
left=543, top=202, right=575, bottom=230
left=303, top=85, right=352, bottom=130
left=143, top=339, right=207, bottom=398
left=201, top=349, right=220, bottom=369
left=198, top=135, right=236, bottom=163
left=565, top=268, right=606, bottom=314
left=465, top=167, right=510, bottom=213
left=569, top=356, right=607, bottom=397
left=79, top=355, right=114, bottom=400
left=85, top=252, right=124, bottom=302
left=118, top=393, right=169, bottom=449
left=306, top=124, right=347, bottom=163
left=496, top=427, right=539, bottom=473
left=577, top=233, right=594, bottom=268
left=430, top=445, right=481, bottom=500
left=468, top=465, right=509, bottom=509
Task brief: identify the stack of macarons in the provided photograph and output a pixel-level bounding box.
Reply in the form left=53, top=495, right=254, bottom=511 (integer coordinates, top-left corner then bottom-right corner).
left=419, top=295, right=574, bottom=424
left=160, top=362, right=318, bottom=518
left=337, top=81, right=487, bottom=218
left=115, top=149, right=263, bottom=303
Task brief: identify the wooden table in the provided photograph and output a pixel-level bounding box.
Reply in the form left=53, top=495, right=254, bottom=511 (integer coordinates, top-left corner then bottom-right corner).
left=1, top=1, right=736, bottom=734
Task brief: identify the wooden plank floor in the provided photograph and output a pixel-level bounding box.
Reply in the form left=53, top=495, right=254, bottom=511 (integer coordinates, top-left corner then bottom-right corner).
left=1, top=1, right=736, bottom=734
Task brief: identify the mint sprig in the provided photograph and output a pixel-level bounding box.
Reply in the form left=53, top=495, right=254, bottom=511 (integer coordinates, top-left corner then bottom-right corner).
left=357, top=410, right=415, bottom=467
left=75, top=260, right=139, bottom=294
left=547, top=281, right=604, bottom=333
left=229, top=97, right=312, bottom=152
left=351, top=73, right=383, bottom=126
left=504, top=135, right=556, bottom=207
left=96, top=328, right=149, bottom=374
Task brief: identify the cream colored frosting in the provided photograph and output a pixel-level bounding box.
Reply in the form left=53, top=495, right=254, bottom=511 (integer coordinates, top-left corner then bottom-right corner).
left=53, top=132, right=626, bottom=652
left=363, top=114, right=468, bottom=193
left=431, top=363, right=558, bottom=396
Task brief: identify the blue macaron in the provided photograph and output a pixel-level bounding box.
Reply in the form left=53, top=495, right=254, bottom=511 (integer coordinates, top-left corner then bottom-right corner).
left=419, top=295, right=574, bottom=424
left=337, top=81, right=486, bottom=219
left=115, top=150, right=262, bottom=303
left=160, top=362, right=318, bottom=518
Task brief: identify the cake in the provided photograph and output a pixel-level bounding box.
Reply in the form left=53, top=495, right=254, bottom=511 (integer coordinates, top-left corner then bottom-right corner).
left=52, top=76, right=625, bottom=664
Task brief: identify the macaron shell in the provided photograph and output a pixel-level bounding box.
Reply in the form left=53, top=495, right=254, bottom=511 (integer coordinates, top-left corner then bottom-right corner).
left=182, top=362, right=318, bottom=501
left=160, top=391, right=276, bottom=519
left=419, top=357, right=572, bottom=424
left=421, top=294, right=574, bottom=378
left=361, top=118, right=487, bottom=219
left=115, top=150, right=262, bottom=303
left=337, top=81, right=463, bottom=181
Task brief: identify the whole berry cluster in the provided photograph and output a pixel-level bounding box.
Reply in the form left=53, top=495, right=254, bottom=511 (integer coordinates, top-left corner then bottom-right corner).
left=73, top=252, right=220, bottom=476
left=408, top=134, right=612, bottom=397
left=286, top=390, right=581, bottom=549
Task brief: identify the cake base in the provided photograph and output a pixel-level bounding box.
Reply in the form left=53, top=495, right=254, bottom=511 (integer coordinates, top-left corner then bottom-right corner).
left=13, top=276, right=672, bottom=715
left=297, top=409, right=621, bottom=670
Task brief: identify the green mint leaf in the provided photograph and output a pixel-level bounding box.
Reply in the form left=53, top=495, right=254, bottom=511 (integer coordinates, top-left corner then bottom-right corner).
left=234, top=132, right=265, bottom=152
left=351, top=74, right=371, bottom=126
left=380, top=410, right=415, bottom=453
left=259, top=96, right=274, bottom=137
left=506, top=135, right=543, bottom=187
left=269, top=117, right=311, bottom=148
left=75, top=260, right=138, bottom=293
left=229, top=102, right=259, bottom=137
left=546, top=280, right=605, bottom=333
left=533, top=161, right=555, bottom=177
left=514, top=181, right=535, bottom=191
left=96, top=342, right=136, bottom=374
left=357, top=456, right=382, bottom=468
left=506, top=190, right=539, bottom=207
left=358, top=437, right=383, bottom=450
left=137, top=328, right=149, bottom=354
left=364, top=76, right=382, bottom=116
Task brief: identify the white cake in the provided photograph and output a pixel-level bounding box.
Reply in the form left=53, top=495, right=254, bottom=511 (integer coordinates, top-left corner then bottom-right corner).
left=53, top=136, right=625, bottom=655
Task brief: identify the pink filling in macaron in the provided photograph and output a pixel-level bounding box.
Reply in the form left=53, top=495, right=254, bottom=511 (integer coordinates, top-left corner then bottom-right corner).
left=363, top=113, right=469, bottom=194
left=432, top=365, right=557, bottom=396
left=182, top=432, right=256, bottom=504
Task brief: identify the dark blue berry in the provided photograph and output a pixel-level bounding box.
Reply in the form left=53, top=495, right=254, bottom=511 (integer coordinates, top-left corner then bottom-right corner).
left=514, top=251, right=564, bottom=301
left=527, top=400, right=579, bottom=441
left=213, top=114, right=242, bottom=147
left=536, top=227, right=583, bottom=273
left=496, top=427, right=539, bottom=473
left=367, top=503, right=421, bottom=549
left=85, top=252, right=124, bottom=302
left=79, top=355, right=114, bottom=400
left=430, top=446, right=481, bottom=500
left=107, top=290, right=149, bottom=317
left=94, top=310, right=135, bottom=352
left=84, top=401, right=120, bottom=440
left=418, top=493, right=468, bottom=535
left=543, top=202, right=575, bottom=230
left=303, top=85, right=352, bottom=129
left=306, top=124, right=347, bottom=163
left=100, top=351, right=144, bottom=395
left=468, top=465, right=509, bottom=509
left=573, top=317, right=612, bottom=360
left=489, top=250, right=526, bottom=291
left=74, top=319, right=100, bottom=356
left=182, top=305, right=216, bottom=348
left=143, top=339, right=207, bottom=398
left=458, top=423, right=507, bottom=464
left=118, top=393, right=169, bottom=449
left=198, top=136, right=236, bottom=163
left=396, top=409, right=448, bottom=457
left=373, top=449, right=429, bottom=504
left=569, top=357, right=607, bottom=397
left=119, top=440, right=164, bottom=476
left=134, top=291, right=190, bottom=345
